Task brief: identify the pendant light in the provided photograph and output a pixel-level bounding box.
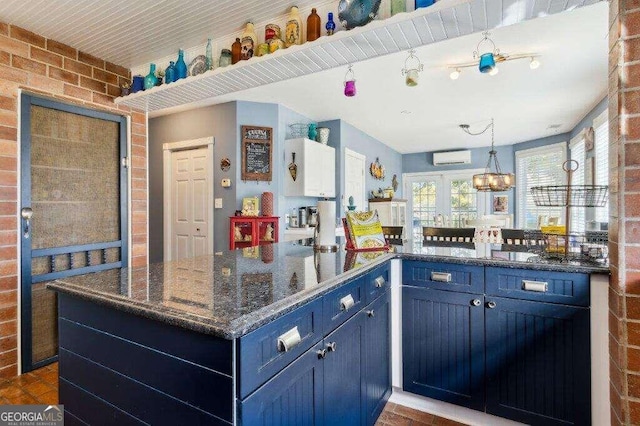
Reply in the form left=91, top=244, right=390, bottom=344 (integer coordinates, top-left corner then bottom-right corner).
left=460, top=119, right=515, bottom=192
left=474, top=32, right=498, bottom=74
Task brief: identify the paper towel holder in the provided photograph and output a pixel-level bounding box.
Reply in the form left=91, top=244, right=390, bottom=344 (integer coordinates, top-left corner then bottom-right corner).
left=313, top=207, right=339, bottom=252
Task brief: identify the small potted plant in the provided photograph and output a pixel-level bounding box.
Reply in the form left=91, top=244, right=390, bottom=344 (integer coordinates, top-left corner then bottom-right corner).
left=156, top=68, right=165, bottom=86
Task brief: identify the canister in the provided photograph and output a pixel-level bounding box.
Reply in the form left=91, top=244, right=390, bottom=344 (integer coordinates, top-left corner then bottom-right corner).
left=257, top=43, right=269, bottom=57
left=265, top=24, right=281, bottom=41
left=268, top=38, right=284, bottom=53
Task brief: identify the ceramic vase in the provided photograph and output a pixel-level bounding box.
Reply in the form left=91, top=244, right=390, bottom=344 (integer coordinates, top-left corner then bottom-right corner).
left=175, top=49, right=187, bottom=80
left=308, top=123, right=318, bottom=141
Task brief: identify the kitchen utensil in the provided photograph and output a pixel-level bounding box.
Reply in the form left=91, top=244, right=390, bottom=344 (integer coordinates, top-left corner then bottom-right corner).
left=338, top=0, right=382, bottom=30
left=288, top=152, right=297, bottom=181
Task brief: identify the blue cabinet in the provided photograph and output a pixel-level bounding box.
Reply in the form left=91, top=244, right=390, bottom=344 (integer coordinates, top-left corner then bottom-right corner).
left=485, top=297, right=591, bottom=426
left=362, top=291, right=391, bottom=425
left=402, top=286, right=485, bottom=411
left=239, top=342, right=324, bottom=425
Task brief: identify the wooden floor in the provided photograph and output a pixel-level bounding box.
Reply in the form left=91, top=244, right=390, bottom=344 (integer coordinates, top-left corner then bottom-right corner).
left=0, top=362, right=466, bottom=425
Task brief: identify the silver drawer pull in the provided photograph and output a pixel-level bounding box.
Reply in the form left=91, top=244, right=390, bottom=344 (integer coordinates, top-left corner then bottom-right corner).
left=340, top=294, right=355, bottom=311
left=277, top=326, right=301, bottom=352
left=522, top=280, right=548, bottom=293
left=374, top=276, right=386, bottom=288
left=431, top=272, right=452, bottom=283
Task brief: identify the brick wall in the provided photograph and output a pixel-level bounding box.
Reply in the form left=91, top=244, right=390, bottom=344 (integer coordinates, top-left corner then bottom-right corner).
left=0, top=23, right=147, bottom=379
left=610, top=0, right=640, bottom=424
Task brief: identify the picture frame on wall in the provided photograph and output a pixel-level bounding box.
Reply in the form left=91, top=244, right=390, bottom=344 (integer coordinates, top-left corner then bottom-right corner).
left=493, top=195, right=509, bottom=214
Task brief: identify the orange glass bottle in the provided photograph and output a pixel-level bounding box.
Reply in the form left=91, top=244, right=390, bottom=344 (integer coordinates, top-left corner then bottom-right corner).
left=306, top=8, right=321, bottom=42
left=231, top=38, right=242, bottom=64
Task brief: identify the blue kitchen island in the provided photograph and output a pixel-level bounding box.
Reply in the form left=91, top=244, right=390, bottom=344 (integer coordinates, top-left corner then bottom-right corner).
left=48, top=239, right=608, bottom=425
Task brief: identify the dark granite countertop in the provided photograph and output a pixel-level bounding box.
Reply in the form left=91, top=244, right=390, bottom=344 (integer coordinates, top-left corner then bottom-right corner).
left=48, top=238, right=609, bottom=340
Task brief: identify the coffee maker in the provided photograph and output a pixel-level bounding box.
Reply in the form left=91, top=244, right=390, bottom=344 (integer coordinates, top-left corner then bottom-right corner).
left=307, top=206, right=318, bottom=227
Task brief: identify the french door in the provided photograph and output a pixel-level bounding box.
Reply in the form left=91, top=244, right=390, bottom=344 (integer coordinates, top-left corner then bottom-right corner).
left=20, top=94, right=128, bottom=372
left=404, top=171, right=489, bottom=240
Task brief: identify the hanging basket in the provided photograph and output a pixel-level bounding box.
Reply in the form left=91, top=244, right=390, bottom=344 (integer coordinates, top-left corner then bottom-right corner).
left=530, top=185, right=609, bottom=207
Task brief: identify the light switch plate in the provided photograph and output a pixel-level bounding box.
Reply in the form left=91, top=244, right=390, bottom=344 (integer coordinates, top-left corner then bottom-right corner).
left=215, top=198, right=223, bottom=209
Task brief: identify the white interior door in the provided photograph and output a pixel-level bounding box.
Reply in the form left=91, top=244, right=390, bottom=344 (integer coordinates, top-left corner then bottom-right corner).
left=171, top=147, right=210, bottom=260
left=344, top=148, right=366, bottom=211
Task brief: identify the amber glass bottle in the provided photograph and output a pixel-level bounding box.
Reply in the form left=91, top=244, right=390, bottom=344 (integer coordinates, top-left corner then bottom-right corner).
left=306, top=8, right=321, bottom=42
left=231, top=38, right=242, bottom=64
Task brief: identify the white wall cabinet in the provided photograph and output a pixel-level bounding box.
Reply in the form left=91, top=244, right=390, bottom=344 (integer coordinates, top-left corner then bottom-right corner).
left=369, top=199, right=407, bottom=239
left=284, top=138, right=335, bottom=198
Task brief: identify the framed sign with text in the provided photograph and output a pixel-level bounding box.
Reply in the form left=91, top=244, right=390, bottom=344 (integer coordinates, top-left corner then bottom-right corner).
left=241, top=125, right=273, bottom=182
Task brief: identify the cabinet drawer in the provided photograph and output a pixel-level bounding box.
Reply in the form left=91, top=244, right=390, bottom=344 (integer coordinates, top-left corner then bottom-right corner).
left=365, top=263, right=390, bottom=305
left=402, top=260, right=484, bottom=294
left=485, top=267, right=589, bottom=307
left=323, top=276, right=364, bottom=335
left=238, top=297, right=323, bottom=399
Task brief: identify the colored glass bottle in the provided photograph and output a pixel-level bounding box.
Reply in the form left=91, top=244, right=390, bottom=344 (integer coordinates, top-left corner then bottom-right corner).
left=307, top=8, right=321, bottom=42
left=232, top=38, right=242, bottom=64
left=206, top=38, right=213, bottom=70
left=285, top=6, right=302, bottom=47
left=165, top=61, right=176, bottom=83
left=144, top=63, right=158, bottom=89
left=241, top=22, right=257, bottom=60
left=175, top=49, right=187, bottom=80
left=415, top=0, right=435, bottom=9
left=326, top=12, right=336, bottom=36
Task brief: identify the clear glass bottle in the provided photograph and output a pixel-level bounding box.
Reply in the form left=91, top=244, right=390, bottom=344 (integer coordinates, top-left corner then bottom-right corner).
left=241, top=22, right=257, bottom=60
left=285, top=6, right=303, bottom=47
left=175, top=49, right=187, bottom=80
left=205, top=38, right=213, bottom=70
left=219, top=49, right=232, bottom=67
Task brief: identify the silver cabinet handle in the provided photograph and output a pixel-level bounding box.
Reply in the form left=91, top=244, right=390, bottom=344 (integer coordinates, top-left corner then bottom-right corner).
left=366, top=309, right=375, bottom=317
left=317, top=349, right=327, bottom=359
left=340, top=294, right=355, bottom=311
left=21, top=207, right=33, bottom=239
left=374, top=276, right=386, bottom=288
left=276, top=326, right=301, bottom=352
left=327, top=342, right=337, bottom=352
left=487, top=301, right=497, bottom=309
left=431, top=271, right=452, bottom=283
left=471, top=299, right=481, bottom=307
left=522, top=280, right=548, bottom=293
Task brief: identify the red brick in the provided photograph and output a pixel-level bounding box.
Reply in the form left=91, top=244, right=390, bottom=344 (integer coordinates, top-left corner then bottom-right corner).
left=626, top=142, right=640, bottom=166
left=91, top=91, right=114, bottom=107
left=131, top=189, right=145, bottom=201
left=46, top=39, right=76, bottom=59
left=31, top=46, right=62, bottom=68
left=92, top=67, right=118, bottom=85
left=48, top=67, right=78, bottom=85
left=79, top=76, right=105, bottom=93
left=106, top=84, right=121, bottom=98
left=0, top=261, right=16, bottom=277
left=0, top=111, right=16, bottom=128
left=0, top=276, right=16, bottom=292
left=0, top=65, right=28, bottom=85
left=625, top=89, right=640, bottom=115
left=9, top=25, right=44, bottom=48
left=0, top=23, right=7, bottom=37
left=63, top=58, right=91, bottom=77
left=62, top=84, right=92, bottom=102
left=0, top=246, right=16, bottom=261
left=106, top=61, right=129, bottom=78
left=0, top=202, right=14, bottom=216
left=0, top=170, right=16, bottom=186
left=0, top=35, right=29, bottom=57
left=26, top=74, right=64, bottom=94
left=132, top=112, right=145, bottom=125
left=626, top=194, right=640, bottom=218
left=11, top=55, right=46, bottom=75
left=624, top=10, right=640, bottom=37
left=78, top=51, right=104, bottom=69
left=0, top=231, right=15, bottom=247
left=0, top=306, right=16, bottom=322
left=0, top=126, right=16, bottom=141
left=625, top=63, right=640, bottom=89
left=626, top=37, right=640, bottom=63
left=627, top=168, right=640, bottom=191
left=0, top=51, right=8, bottom=66
left=0, top=290, right=15, bottom=309
left=0, top=363, right=17, bottom=380
left=0, top=320, right=16, bottom=337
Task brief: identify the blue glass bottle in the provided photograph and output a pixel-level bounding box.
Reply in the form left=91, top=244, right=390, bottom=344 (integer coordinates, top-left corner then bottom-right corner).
left=165, top=61, right=176, bottom=83
left=175, top=49, right=187, bottom=80
left=415, top=0, right=435, bottom=8
left=326, top=12, right=336, bottom=36
left=144, top=63, right=158, bottom=89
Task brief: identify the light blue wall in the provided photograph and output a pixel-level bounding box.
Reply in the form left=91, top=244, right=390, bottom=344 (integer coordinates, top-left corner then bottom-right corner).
left=318, top=119, right=403, bottom=216
left=570, top=97, right=607, bottom=141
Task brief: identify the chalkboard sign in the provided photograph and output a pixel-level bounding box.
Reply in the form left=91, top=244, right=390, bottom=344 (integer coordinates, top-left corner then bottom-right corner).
left=241, top=125, right=273, bottom=182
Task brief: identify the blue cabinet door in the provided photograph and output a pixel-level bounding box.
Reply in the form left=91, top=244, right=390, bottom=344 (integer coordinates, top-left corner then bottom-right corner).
left=362, top=291, right=391, bottom=425
left=323, top=311, right=364, bottom=425
left=402, top=287, right=485, bottom=411
left=239, top=342, right=324, bottom=426
left=485, top=297, right=591, bottom=426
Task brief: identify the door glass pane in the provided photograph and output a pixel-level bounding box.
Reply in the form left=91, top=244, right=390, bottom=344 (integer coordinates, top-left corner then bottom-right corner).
left=450, top=179, right=478, bottom=228
left=412, top=181, right=437, bottom=239
left=29, top=105, right=121, bottom=365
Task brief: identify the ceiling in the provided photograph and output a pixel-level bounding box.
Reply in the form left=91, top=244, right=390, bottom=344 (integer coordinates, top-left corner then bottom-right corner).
left=0, top=0, right=330, bottom=69
left=214, top=2, right=608, bottom=153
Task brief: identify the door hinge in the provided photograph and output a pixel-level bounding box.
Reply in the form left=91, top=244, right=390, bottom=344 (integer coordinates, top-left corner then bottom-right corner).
left=121, top=157, right=129, bottom=168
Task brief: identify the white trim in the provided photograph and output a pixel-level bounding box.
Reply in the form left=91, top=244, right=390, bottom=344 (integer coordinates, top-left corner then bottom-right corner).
left=163, top=137, right=215, bottom=261
left=569, top=130, right=586, bottom=149
left=514, top=141, right=567, bottom=159
left=343, top=147, right=366, bottom=211
left=593, top=109, right=608, bottom=129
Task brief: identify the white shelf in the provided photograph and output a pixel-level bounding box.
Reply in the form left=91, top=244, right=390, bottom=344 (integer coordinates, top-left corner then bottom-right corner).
left=115, top=0, right=600, bottom=114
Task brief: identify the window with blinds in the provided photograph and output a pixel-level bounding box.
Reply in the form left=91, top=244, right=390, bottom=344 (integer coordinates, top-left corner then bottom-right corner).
left=594, top=112, right=609, bottom=223
left=516, top=142, right=567, bottom=229
left=570, top=135, right=586, bottom=233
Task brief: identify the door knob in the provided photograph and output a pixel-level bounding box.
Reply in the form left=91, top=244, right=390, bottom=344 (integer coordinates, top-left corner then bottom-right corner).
left=326, top=342, right=337, bottom=352
left=317, top=349, right=327, bottom=359
left=21, top=207, right=33, bottom=239
left=487, top=301, right=497, bottom=309
left=366, top=309, right=375, bottom=317
left=471, top=299, right=481, bottom=307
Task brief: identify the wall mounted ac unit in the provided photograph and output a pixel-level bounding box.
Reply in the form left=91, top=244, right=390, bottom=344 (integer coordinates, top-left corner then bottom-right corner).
left=432, top=150, right=472, bottom=166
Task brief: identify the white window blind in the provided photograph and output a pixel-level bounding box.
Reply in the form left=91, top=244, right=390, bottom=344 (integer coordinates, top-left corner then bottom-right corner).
left=594, top=111, right=609, bottom=223
left=516, top=142, right=567, bottom=229
left=569, top=133, right=586, bottom=233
